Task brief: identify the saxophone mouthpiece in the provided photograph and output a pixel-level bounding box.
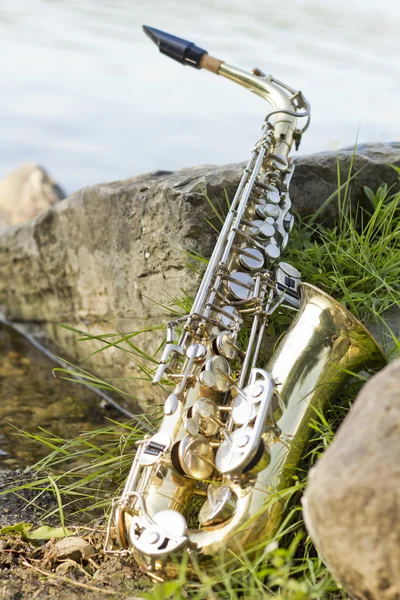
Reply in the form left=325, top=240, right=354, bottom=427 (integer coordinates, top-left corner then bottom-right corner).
left=142, top=25, right=208, bottom=69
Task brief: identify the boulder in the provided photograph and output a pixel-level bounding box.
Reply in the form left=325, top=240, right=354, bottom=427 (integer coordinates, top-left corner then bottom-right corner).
left=0, top=143, right=399, bottom=410
left=302, top=359, right=400, bottom=600
left=0, top=163, right=65, bottom=230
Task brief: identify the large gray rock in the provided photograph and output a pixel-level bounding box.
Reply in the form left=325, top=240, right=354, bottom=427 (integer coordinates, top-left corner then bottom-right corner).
left=302, top=359, right=400, bottom=600
left=0, top=143, right=399, bottom=410
left=0, top=163, right=65, bottom=230
left=292, top=142, right=400, bottom=223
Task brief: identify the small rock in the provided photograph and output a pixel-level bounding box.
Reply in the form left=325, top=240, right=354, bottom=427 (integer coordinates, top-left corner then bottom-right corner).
left=0, top=163, right=65, bottom=230
left=55, top=536, right=96, bottom=562
left=55, top=559, right=81, bottom=575
left=302, top=359, right=400, bottom=600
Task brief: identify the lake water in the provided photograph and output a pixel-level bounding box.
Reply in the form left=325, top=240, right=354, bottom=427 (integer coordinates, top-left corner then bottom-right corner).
left=0, top=323, right=126, bottom=467
left=1, top=0, right=399, bottom=194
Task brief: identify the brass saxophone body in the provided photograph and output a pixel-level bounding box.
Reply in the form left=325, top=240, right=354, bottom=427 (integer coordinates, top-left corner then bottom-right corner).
left=105, top=27, right=385, bottom=580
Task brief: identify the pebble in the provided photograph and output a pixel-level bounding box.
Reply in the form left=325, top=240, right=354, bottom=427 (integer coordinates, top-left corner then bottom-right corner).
left=55, top=536, right=96, bottom=562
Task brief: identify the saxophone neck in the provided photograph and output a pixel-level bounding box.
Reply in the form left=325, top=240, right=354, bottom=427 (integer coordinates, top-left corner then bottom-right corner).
left=219, top=57, right=310, bottom=152
left=142, top=25, right=310, bottom=151
left=213, top=62, right=310, bottom=153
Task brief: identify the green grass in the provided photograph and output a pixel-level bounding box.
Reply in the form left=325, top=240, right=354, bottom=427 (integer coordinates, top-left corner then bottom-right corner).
left=286, top=182, right=400, bottom=323
left=3, top=160, right=400, bottom=599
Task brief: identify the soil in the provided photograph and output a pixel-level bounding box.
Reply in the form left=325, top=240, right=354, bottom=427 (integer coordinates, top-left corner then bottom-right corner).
left=0, top=470, right=150, bottom=599
left=0, top=529, right=149, bottom=600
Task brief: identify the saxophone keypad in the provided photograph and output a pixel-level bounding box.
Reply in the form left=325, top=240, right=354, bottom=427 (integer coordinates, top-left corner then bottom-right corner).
left=227, top=272, right=254, bottom=301
left=164, top=393, right=179, bottom=416
left=186, top=343, right=207, bottom=361
left=178, top=434, right=215, bottom=479
left=265, top=244, right=281, bottom=260
left=238, top=247, right=264, bottom=271
left=265, top=203, right=280, bottom=218
left=205, top=356, right=231, bottom=392
left=216, top=304, right=240, bottom=329
left=265, top=187, right=280, bottom=204
left=214, top=331, right=238, bottom=359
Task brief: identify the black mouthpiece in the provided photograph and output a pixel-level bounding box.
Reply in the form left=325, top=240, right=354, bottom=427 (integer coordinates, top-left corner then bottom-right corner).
left=143, top=25, right=207, bottom=68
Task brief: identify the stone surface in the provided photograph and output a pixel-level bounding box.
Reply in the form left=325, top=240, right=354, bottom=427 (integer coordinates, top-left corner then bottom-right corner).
left=55, top=536, right=96, bottom=562
left=0, top=143, right=399, bottom=410
left=302, top=359, right=400, bottom=600
left=0, top=163, right=65, bottom=230
left=292, top=142, right=400, bottom=224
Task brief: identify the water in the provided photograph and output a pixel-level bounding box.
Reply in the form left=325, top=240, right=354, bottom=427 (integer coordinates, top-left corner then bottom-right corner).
left=0, top=0, right=399, bottom=194
left=0, top=324, right=123, bottom=467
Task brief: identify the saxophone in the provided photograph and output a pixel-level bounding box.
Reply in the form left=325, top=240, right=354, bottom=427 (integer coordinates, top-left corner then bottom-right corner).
left=105, top=26, right=385, bottom=580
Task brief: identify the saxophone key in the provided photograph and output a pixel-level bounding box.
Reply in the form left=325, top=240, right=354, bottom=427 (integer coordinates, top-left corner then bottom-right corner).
left=258, top=222, right=276, bottom=240
left=249, top=219, right=264, bottom=235
left=238, top=247, right=264, bottom=271
left=255, top=203, right=267, bottom=218
left=215, top=425, right=270, bottom=475
left=227, top=272, right=254, bottom=301
left=265, top=203, right=280, bottom=218
left=139, top=432, right=172, bottom=467
left=198, top=369, right=216, bottom=390
left=191, top=397, right=222, bottom=437
left=275, top=262, right=301, bottom=306
left=164, top=393, right=179, bottom=416
left=283, top=212, right=295, bottom=233
left=183, top=418, right=200, bottom=436
left=214, top=330, right=238, bottom=359
left=216, top=304, right=241, bottom=328
left=265, top=244, right=281, bottom=260
left=205, top=355, right=231, bottom=392
left=268, top=153, right=289, bottom=172
left=265, top=187, right=281, bottom=204
left=129, top=510, right=188, bottom=557
left=172, top=434, right=215, bottom=479
left=198, top=484, right=236, bottom=527
left=256, top=202, right=280, bottom=219
left=231, top=380, right=265, bottom=425
left=231, top=394, right=257, bottom=425
left=185, top=343, right=207, bottom=362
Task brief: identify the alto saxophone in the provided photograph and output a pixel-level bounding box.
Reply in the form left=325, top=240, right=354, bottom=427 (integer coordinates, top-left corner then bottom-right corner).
left=105, top=26, right=385, bottom=580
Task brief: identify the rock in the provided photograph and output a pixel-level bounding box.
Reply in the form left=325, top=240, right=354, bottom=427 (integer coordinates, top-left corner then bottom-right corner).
left=292, top=142, right=400, bottom=224
left=55, top=559, right=81, bottom=575
left=0, top=143, right=399, bottom=410
left=55, top=536, right=96, bottom=562
left=0, top=163, right=65, bottom=230
left=302, top=359, right=400, bottom=600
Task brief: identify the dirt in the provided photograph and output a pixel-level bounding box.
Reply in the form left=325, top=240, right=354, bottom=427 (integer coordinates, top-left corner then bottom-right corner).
left=0, top=470, right=60, bottom=529
left=0, top=470, right=150, bottom=599
left=0, top=528, right=150, bottom=600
